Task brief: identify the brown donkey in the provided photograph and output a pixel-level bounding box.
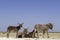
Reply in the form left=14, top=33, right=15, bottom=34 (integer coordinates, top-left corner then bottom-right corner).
left=22, top=28, right=28, bottom=38
left=34, top=23, right=53, bottom=38
left=18, top=28, right=28, bottom=38
left=18, top=29, right=36, bottom=38
left=7, top=23, right=24, bottom=38
left=27, top=29, right=36, bottom=38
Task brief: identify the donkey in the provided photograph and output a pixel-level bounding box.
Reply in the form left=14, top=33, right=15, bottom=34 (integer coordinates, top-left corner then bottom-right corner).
left=22, top=28, right=28, bottom=38
left=18, top=28, right=28, bottom=38
left=27, top=29, right=35, bottom=38
left=18, top=29, right=36, bottom=38
left=7, top=23, right=24, bottom=38
left=22, top=29, right=35, bottom=38
left=34, top=23, right=53, bottom=38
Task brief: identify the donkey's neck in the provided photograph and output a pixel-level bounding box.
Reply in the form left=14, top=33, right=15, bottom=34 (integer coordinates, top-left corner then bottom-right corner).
left=16, top=26, right=21, bottom=30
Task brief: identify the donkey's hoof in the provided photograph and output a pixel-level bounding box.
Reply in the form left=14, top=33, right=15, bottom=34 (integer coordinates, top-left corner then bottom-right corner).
left=47, top=36, right=49, bottom=38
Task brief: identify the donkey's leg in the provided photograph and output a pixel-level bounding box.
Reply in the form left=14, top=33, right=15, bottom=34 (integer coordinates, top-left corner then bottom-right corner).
left=33, top=32, right=35, bottom=38
left=37, top=32, right=39, bottom=38
left=36, top=29, right=39, bottom=38
left=32, top=32, right=34, bottom=38
left=7, top=31, right=9, bottom=38
left=46, top=31, right=49, bottom=38
left=42, top=31, right=45, bottom=38
left=7, top=32, right=9, bottom=38
left=7, top=32, right=8, bottom=37
left=16, top=31, right=18, bottom=38
left=36, top=32, right=38, bottom=38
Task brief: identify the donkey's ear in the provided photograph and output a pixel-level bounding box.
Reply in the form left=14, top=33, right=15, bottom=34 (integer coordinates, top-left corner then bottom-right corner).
left=48, top=23, right=52, bottom=25
left=18, top=23, right=20, bottom=24
left=22, top=23, right=24, bottom=24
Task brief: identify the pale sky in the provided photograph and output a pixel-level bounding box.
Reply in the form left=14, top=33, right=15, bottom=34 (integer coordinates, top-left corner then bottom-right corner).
left=0, top=0, right=60, bottom=32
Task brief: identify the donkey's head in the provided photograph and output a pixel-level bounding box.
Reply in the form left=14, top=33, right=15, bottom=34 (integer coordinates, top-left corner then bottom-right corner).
left=18, top=23, right=24, bottom=28
left=47, top=23, right=53, bottom=30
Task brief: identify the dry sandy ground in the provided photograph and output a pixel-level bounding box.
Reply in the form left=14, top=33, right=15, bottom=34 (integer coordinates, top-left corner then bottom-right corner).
left=0, top=32, right=60, bottom=39
left=0, top=38, right=60, bottom=40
